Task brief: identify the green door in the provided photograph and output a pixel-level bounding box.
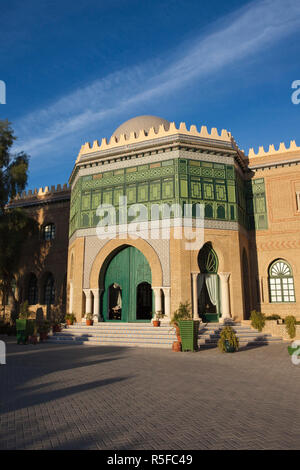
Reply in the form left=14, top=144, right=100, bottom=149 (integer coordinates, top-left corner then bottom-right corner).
left=102, top=246, right=152, bottom=322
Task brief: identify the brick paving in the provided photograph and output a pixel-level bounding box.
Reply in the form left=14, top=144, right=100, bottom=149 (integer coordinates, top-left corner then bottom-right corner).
left=0, top=336, right=299, bottom=450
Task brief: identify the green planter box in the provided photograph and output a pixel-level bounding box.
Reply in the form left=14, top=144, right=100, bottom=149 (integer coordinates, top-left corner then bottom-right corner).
left=16, top=319, right=36, bottom=344
left=201, top=313, right=219, bottom=323
left=178, top=320, right=199, bottom=352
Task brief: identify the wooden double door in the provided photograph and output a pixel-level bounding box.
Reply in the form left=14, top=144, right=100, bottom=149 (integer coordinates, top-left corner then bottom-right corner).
left=102, top=246, right=153, bottom=322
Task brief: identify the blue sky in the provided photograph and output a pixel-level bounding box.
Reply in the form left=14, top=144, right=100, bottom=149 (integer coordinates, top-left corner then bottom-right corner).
left=1, top=0, right=300, bottom=189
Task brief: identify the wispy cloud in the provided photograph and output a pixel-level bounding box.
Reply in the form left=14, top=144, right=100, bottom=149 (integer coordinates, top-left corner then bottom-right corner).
left=14, top=0, right=300, bottom=157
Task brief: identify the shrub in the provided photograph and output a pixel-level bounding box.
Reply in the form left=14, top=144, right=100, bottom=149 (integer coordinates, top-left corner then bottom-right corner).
left=218, top=326, right=239, bottom=352
left=49, top=306, right=65, bottom=326
left=65, top=313, right=76, bottom=324
left=171, top=301, right=192, bottom=325
left=266, top=314, right=281, bottom=321
left=86, top=312, right=93, bottom=321
left=155, top=310, right=164, bottom=320
left=37, top=320, right=51, bottom=334
left=19, top=301, right=34, bottom=320
left=250, top=310, right=265, bottom=332
left=285, top=315, right=297, bottom=339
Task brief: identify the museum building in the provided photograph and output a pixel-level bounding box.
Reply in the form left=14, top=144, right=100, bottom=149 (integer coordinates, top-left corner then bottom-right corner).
left=7, top=115, right=300, bottom=323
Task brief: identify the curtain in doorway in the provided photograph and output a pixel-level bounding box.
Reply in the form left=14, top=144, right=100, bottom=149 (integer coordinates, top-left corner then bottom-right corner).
left=205, top=274, right=218, bottom=306
left=197, top=273, right=205, bottom=301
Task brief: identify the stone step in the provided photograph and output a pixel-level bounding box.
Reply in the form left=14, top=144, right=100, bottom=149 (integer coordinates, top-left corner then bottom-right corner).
left=66, top=326, right=175, bottom=333
left=56, top=330, right=275, bottom=341
left=198, top=338, right=283, bottom=350
left=198, top=332, right=279, bottom=338
left=47, top=337, right=173, bottom=349
left=199, top=326, right=255, bottom=331
left=198, top=336, right=282, bottom=344
left=47, top=320, right=283, bottom=349
left=53, top=333, right=175, bottom=342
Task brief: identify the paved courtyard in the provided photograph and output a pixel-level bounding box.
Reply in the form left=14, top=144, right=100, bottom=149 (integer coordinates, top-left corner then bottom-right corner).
left=0, top=337, right=299, bottom=450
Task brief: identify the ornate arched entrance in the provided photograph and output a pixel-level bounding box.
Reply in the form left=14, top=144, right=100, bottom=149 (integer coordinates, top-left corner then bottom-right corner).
left=197, top=242, right=220, bottom=322
left=101, top=246, right=153, bottom=322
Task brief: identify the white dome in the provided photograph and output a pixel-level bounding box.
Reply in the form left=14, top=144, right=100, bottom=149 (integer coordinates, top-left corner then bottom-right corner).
left=111, top=115, right=170, bottom=140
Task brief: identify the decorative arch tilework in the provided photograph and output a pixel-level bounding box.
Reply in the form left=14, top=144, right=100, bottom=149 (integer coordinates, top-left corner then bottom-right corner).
left=83, top=235, right=170, bottom=288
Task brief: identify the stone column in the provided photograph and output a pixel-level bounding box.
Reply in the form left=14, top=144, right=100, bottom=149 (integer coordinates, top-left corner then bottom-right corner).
left=92, top=288, right=100, bottom=323
left=219, top=272, right=231, bottom=321
left=69, top=282, right=73, bottom=313
left=83, top=289, right=92, bottom=316
left=152, top=287, right=162, bottom=317
left=162, top=287, right=171, bottom=320
left=191, top=272, right=200, bottom=320
left=98, top=288, right=104, bottom=321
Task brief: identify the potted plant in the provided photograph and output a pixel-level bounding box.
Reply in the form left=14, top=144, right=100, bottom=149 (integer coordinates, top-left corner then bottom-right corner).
left=153, top=311, right=164, bottom=327
left=170, top=301, right=199, bottom=352
left=29, top=325, right=38, bottom=345
left=50, top=307, right=63, bottom=332
left=250, top=310, right=265, bottom=332
left=38, top=320, right=51, bottom=341
left=52, top=323, right=61, bottom=333
left=218, top=326, right=239, bottom=353
left=65, top=313, right=76, bottom=326
left=86, top=312, right=93, bottom=326
left=285, top=315, right=297, bottom=339
left=172, top=340, right=182, bottom=352
left=16, top=301, right=35, bottom=344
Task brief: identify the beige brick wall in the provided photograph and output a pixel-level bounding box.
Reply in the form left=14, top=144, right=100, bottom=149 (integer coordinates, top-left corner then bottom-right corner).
left=242, top=319, right=300, bottom=340
left=251, top=163, right=300, bottom=319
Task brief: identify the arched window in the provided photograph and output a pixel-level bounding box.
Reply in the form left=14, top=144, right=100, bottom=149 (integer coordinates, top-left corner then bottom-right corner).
left=198, top=242, right=218, bottom=274
left=43, top=223, right=55, bottom=240
left=44, top=274, right=55, bottom=305
left=217, top=205, right=225, bottom=219
left=205, top=204, right=213, bottom=219
left=269, top=260, right=295, bottom=303
left=28, top=273, right=38, bottom=305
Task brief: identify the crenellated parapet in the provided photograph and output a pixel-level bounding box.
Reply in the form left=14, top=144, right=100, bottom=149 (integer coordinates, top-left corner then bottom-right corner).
left=248, top=140, right=300, bottom=159
left=76, top=121, right=232, bottom=162
left=9, top=183, right=70, bottom=208
left=13, top=183, right=69, bottom=200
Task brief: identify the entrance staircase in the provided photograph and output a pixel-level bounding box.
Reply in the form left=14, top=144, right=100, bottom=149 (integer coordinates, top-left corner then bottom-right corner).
left=197, top=321, right=283, bottom=350
left=47, top=322, right=176, bottom=348
left=47, top=320, right=283, bottom=349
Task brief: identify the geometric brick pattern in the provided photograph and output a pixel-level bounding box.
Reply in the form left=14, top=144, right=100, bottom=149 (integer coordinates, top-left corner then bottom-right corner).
left=0, top=338, right=299, bottom=450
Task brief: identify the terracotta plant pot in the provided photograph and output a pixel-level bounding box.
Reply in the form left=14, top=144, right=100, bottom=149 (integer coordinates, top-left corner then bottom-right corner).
left=172, top=341, right=182, bottom=352
left=175, top=325, right=181, bottom=342
left=66, top=319, right=72, bottom=326
left=28, top=335, right=38, bottom=345
left=39, top=332, right=48, bottom=341
left=86, top=320, right=93, bottom=326
left=153, top=320, right=160, bottom=327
